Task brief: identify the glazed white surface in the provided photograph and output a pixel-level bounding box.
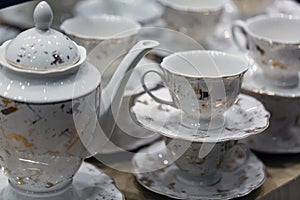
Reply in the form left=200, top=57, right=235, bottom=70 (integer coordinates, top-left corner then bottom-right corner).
left=159, top=0, right=225, bottom=11
left=74, top=0, right=163, bottom=24
left=0, top=43, right=101, bottom=103
left=161, top=50, right=249, bottom=78
left=245, top=15, right=300, bottom=44
left=0, top=162, right=124, bottom=200
left=60, top=15, right=141, bottom=40
left=131, top=88, right=270, bottom=142
left=5, top=2, right=79, bottom=71
left=133, top=140, right=265, bottom=200
left=242, top=64, right=300, bottom=97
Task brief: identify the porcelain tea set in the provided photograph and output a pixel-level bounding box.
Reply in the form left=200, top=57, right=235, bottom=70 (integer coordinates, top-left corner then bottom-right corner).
left=0, top=0, right=298, bottom=199
left=130, top=49, right=270, bottom=199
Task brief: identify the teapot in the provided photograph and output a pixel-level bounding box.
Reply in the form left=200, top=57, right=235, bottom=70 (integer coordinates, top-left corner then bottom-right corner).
left=0, top=1, right=158, bottom=199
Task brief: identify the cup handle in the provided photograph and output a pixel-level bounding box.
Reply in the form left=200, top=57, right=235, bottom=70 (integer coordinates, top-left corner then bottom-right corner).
left=221, top=143, right=250, bottom=172
left=141, top=70, right=176, bottom=107
left=232, top=20, right=249, bottom=51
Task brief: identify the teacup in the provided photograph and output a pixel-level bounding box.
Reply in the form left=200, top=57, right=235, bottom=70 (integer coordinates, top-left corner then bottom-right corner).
left=60, top=15, right=141, bottom=86
left=164, top=137, right=249, bottom=186
left=158, top=0, right=226, bottom=43
left=142, top=50, right=249, bottom=130
left=232, top=15, right=300, bottom=88
left=231, top=0, right=275, bottom=18
left=74, top=0, right=164, bottom=26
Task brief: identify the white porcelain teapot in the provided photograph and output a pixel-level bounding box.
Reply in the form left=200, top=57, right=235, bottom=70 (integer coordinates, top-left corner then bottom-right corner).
left=0, top=1, right=158, bottom=199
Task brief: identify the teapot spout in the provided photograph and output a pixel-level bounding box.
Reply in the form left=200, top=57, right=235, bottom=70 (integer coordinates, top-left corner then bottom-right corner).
left=99, top=40, right=159, bottom=135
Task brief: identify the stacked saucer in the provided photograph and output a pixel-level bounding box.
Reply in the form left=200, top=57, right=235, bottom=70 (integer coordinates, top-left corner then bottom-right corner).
left=131, top=88, right=269, bottom=199
left=130, top=50, right=270, bottom=199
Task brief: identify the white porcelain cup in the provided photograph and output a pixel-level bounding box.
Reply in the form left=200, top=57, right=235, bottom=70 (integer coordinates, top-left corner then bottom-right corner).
left=158, top=0, right=226, bottom=42
left=231, top=0, right=275, bottom=18
left=232, top=15, right=300, bottom=88
left=73, top=0, right=164, bottom=26
left=60, top=15, right=141, bottom=86
left=142, top=50, right=249, bottom=130
left=165, top=137, right=250, bottom=186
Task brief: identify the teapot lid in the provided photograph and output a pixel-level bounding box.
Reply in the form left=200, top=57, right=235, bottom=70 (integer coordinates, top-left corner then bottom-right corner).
left=0, top=1, right=101, bottom=103
left=5, top=1, right=80, bottom=72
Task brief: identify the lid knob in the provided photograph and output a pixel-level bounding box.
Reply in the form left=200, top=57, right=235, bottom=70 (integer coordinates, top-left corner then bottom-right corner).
left=34, top=1, right=53, bottom=31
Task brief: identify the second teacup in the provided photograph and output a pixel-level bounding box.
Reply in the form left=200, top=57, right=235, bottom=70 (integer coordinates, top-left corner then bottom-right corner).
left=60, top=15, right=141, bottom=86
left=232, top=15, right=300, bottom=88
left=158, top=0, right=226, bottom=43
left=142, top=50, right=249, bottom=130
left=231, top=0, right=275, bottom=18
left=164, top=137, right=250, bottom=186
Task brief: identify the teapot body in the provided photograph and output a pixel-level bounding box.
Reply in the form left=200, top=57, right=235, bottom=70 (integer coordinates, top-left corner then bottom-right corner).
left=0, top=86, right=100, bottom=192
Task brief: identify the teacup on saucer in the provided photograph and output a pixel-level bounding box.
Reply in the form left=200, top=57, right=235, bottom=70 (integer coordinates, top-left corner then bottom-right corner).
left=141, top=50, right=250, bottom=130
left=242, top=65, right=300, bottom=154
left=232, top=14, right=300, bottom=88
left=158, top=0, right=226, bottom=43
left=73, top=0, right=164, bottom=25
left=60, top=15, right=141, bottom=86
left=133, top=140, right=266, bottom=200
left=231, top=0, right=275, bottom=18
left=130, top=88, right=270, bottom=142
left=163, top=138, right=250, bottom=186
left=242, top=64, right=300, bottom=97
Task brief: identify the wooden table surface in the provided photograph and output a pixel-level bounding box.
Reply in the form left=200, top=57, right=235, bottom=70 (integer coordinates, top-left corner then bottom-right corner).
left=85, top=148, right=300, bottom=200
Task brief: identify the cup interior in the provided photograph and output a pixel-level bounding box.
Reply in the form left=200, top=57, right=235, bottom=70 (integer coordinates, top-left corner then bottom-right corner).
left=247, top=16, right=300, bottom=43
left=161, top=51, right=249, bottom=78
left=60, top=15, right=141, bottom=40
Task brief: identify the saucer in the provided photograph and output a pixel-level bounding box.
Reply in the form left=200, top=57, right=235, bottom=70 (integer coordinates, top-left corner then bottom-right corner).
left=246, top=125, right=300, bottom=154
left=0, top=162, right=124, bottom=200
left=242, top=64, right=300, bottom=98
left=133, top=140, right=266, bottom=200
left=130, top=88, right=270, bottom=142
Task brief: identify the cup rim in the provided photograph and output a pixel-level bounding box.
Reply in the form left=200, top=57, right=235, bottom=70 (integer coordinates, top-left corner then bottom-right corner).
left=243, top=14, right=300, bottom=45
left=74, top=0, right=164, bottom=24
left=161, top=50, right=250, bottom=79
left=158, top=0, right=225, bottom=12
left=60, top=14, right=141, bottom=40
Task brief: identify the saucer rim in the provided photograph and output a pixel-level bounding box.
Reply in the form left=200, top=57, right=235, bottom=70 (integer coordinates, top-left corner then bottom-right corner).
left=133, top=140, right=266, bottom=200
left=242, top=65, right=300, bottom=98
left=131, top=90, right=270, bottom=143
left=0, top=162, right=125, bottom=200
